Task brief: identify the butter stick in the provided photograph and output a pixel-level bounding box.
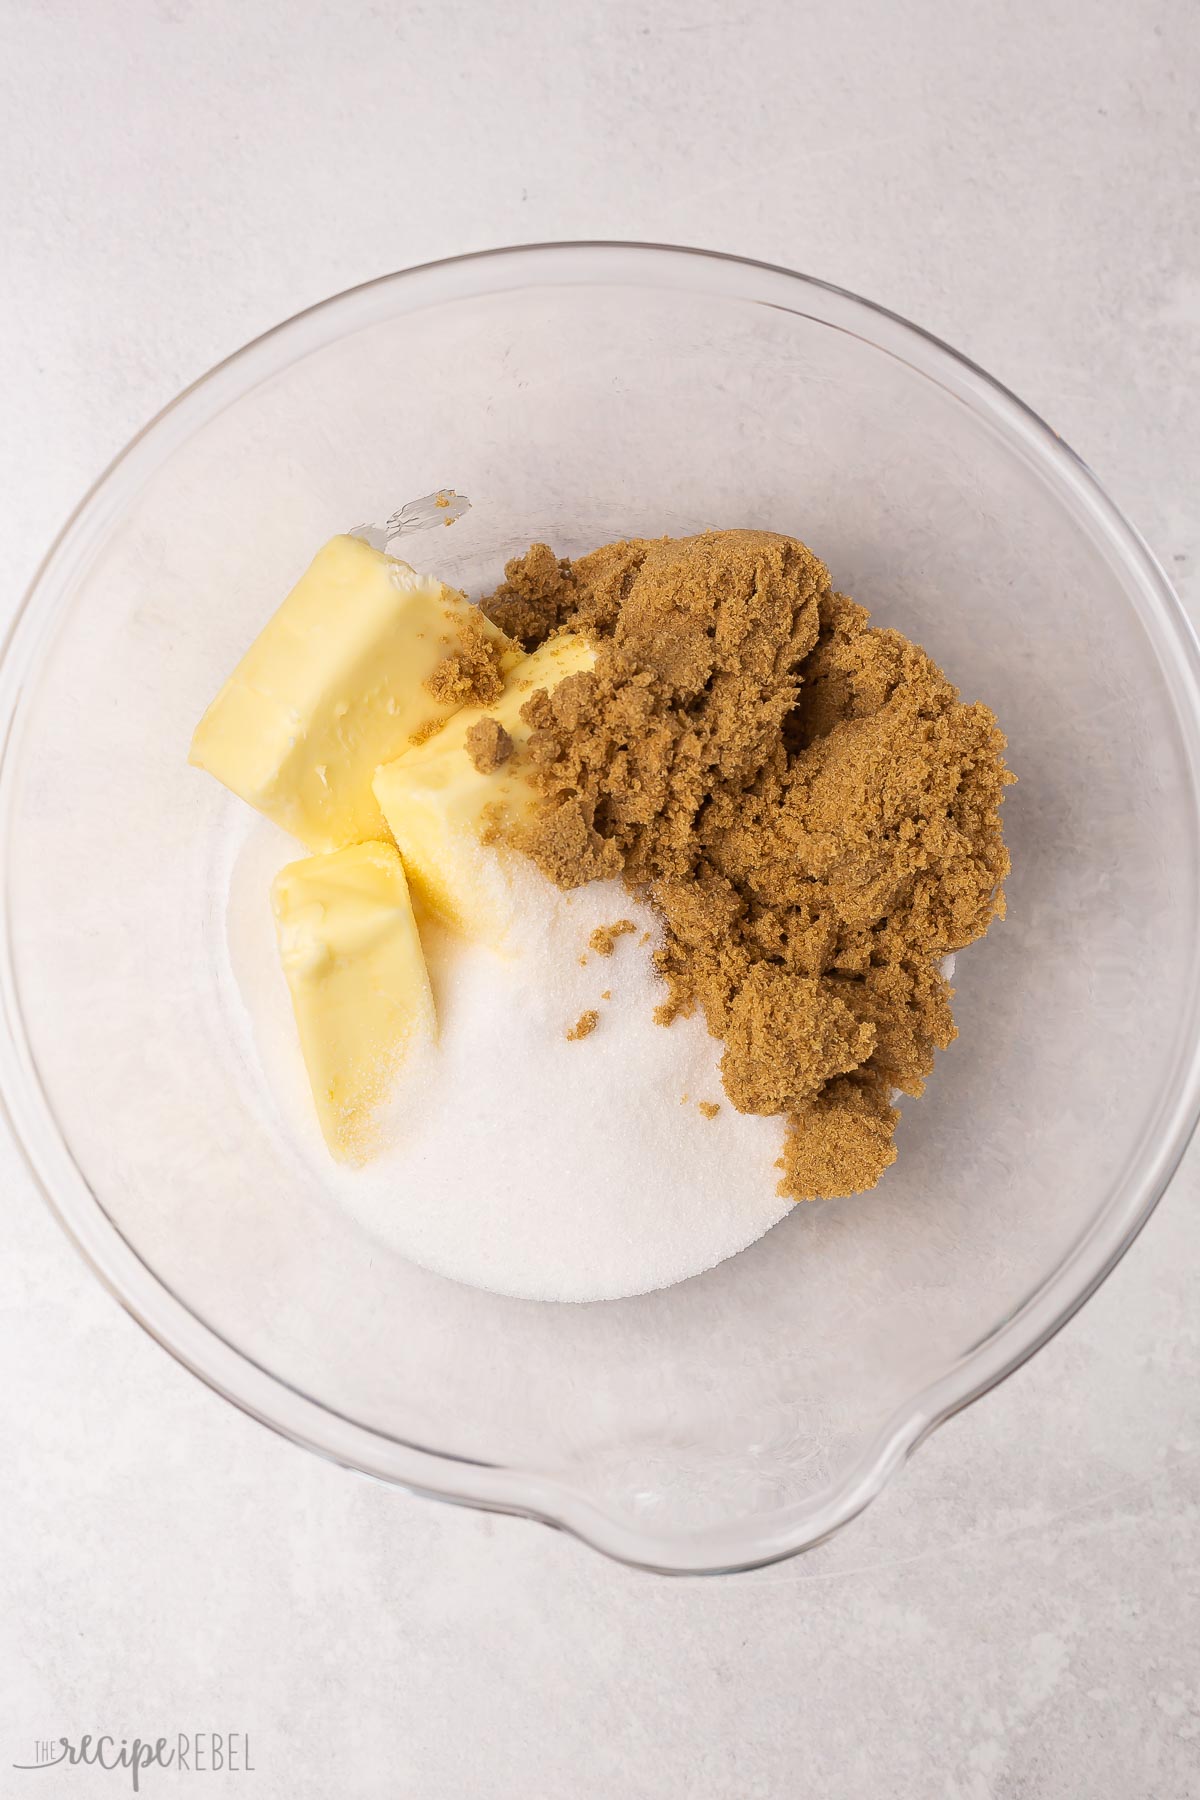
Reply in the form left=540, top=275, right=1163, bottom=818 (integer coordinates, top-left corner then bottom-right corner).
left=190, top=535, right=516, bottom=852
left=271, top=840, right=435, bottom=1161
left=373, top=634, right=595, bottom=945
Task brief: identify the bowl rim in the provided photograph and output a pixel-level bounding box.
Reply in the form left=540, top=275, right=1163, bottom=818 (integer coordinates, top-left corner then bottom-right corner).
left=3, top=238, right=1199, bottom=1576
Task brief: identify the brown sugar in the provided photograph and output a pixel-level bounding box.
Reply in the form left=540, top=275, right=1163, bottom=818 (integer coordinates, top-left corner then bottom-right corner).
left=720, top=967, right=876, bottom=1115
left=483, top=530, right=1011, bottom=1202
left=588, top=919, right=636, bottom=957
left=698, top=1101, right=720, bottom=1120
left=566, top=1009, right=600, bottom=1042
left=425, top=608, right=511, bottom=709
left=464, top=716, right=513, bottom=774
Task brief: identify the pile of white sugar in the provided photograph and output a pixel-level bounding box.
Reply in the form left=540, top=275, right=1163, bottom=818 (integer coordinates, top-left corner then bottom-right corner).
left=223, top=819, right=791, bottom=1303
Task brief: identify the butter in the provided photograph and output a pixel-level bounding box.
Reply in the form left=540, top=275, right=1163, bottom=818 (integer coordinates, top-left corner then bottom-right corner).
left=190, top=535, right=516, bottom=852
left=271, top=840, right=435, bottom=1161
left=373, top=633, right=595, bottom=944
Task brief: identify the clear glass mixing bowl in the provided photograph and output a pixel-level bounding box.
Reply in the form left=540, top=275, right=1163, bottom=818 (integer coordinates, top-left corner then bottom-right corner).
left=3, top=244, right=1199, bottom=1575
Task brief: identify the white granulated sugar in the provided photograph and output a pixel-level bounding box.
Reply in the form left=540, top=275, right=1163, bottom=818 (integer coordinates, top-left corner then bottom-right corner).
left=222, top=819, right=791, bottom=1303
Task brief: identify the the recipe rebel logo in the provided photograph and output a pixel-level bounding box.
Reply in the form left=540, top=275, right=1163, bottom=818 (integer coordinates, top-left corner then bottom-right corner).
left=12, top=1732, right=255, bottom=1790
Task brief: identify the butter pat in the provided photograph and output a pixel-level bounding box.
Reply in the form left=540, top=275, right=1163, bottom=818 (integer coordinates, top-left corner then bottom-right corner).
left=271, top=840, right=435, bottom=1162
left=190, top=535, right=515, bottom=852
left=373, top=633, right=595, bottom=945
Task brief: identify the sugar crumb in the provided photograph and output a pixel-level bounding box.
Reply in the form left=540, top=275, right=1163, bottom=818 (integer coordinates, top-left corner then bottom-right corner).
left=464, top=716, right=513, bottom=774
left=566, top=1009, right=599, bottom=1042
left=588, top=919, right=636, bottom=957
left=424, top=609, right=508, bottom=709
left=698, top=1101, right=720, bottom=1119
left=408, top=715, right=447, bottom=747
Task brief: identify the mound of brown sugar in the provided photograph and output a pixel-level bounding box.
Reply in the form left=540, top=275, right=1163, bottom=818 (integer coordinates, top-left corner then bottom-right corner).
left=482, top=530, right=1012, bottom=1201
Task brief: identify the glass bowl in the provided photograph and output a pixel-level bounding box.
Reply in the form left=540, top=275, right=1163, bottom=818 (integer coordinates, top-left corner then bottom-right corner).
left=3, top=243, right=1199, bottom=1576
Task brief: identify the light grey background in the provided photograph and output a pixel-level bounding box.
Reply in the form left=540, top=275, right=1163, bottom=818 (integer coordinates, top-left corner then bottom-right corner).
left=2, top=2, right=1197, bottom=1795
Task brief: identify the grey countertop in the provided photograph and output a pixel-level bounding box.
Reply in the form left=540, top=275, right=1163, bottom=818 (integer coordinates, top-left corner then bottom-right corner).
left=2, top=2, right=1197, bottom=1794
